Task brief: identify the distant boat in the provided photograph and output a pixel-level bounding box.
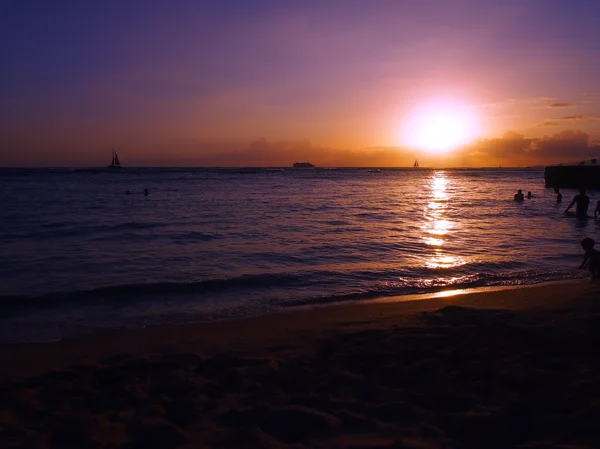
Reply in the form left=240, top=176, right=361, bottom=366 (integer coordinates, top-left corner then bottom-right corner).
left=413, top=159, right=419, bottom=168
left=108, top=149, right=122, bottom=169
left=293, top=162, right=315, bottom=168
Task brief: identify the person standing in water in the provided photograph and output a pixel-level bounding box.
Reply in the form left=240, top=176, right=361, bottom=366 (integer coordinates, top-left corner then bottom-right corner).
left=554, top=188, right=562, bottom=203
left=564, top=188, right=590, bottom=219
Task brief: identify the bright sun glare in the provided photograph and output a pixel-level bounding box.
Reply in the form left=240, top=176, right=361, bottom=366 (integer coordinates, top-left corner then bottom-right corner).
left=401, top=102, right=479, bottom=153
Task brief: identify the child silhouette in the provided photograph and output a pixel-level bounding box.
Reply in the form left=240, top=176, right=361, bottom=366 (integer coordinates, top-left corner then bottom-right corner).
left=579, top=238, right=600, bottom=279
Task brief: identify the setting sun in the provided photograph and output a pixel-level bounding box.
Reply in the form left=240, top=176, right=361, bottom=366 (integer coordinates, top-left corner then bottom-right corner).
left=401, top=102, right=479, bottom=153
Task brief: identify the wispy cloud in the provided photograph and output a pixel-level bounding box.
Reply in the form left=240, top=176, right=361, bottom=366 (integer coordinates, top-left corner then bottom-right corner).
left=481, top=97, right=579, bottom=111
left=535, top=114, right=600, bottom=127
left=547, top=102, right=575, bottom=108
left=554, top=115, right=600, bottom=121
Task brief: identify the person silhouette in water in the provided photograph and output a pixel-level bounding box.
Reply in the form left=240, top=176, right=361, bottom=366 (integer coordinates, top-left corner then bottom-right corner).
left=514, top=189, right=524, bottom=201
left=564, top=188, right=590, bottom=219
left=527, top=191, right=533, bottom=199
left=554, top=188, right=562, bottom=203
left=144, top=189, right=149, bottom=196
left=579, top=237, right=600, bottom=279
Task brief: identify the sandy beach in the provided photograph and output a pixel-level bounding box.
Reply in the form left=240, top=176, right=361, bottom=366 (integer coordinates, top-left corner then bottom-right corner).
left=1, top=280, right=600, bottom=448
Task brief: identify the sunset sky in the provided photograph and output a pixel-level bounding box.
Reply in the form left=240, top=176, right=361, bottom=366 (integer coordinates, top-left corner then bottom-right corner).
left=1, top=0, right=599, bottom=167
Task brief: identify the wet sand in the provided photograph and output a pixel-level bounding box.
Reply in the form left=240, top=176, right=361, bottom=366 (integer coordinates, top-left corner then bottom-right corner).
left=1, top=280, right=599, bottom=448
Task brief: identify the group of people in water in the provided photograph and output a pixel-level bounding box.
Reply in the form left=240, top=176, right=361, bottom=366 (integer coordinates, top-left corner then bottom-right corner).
left=514, top=187, right=600, bottom=220
left=513, top=187, right=600, bottom=279
left=513, top=189, right=533, bottom=201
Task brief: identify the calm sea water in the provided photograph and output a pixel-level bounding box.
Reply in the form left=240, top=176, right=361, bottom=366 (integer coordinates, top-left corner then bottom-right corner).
left=1, top=167, right=598, bottom=343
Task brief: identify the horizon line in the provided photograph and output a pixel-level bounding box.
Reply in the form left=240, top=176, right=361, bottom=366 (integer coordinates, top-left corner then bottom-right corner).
left=0, top=165, right=547, bottom=170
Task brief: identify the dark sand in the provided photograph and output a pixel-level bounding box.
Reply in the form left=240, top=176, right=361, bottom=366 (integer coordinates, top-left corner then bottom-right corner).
left=1, top=280, right=600, bottom=448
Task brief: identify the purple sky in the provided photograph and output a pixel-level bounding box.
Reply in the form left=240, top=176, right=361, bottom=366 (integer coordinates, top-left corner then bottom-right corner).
left=1, top=0, right=599, bottom=166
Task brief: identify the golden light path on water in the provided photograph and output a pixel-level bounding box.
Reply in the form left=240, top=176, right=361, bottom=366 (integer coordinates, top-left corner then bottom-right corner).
left=421, top=172, right=467, bottom=270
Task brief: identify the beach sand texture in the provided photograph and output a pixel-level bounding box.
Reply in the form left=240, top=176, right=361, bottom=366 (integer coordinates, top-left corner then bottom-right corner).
left=1, top=280, right=599, bottom=448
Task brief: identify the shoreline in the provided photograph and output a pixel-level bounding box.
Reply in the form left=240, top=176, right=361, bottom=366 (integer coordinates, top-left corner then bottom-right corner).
left=0, top=278, right=585, bottom=349
left=0, top=278, right=594, bottom=378
left=1, top=278, right=599, bottom=447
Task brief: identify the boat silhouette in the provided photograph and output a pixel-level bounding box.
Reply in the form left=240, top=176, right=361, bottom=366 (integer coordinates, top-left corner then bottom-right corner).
left=293, top=162, right=315, bottom=168
left=108, top=149, right=122, bottom=169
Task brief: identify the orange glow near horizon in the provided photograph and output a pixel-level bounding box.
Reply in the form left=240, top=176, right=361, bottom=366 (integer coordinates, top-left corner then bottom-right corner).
left=400, top=102, right=480, bottom=153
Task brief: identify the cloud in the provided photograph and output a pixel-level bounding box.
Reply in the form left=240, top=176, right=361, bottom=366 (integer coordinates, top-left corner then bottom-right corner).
left=532, top=129, right=592, bottom=159
left=462, top=129, right=599, bottom=165
left=533, top=112, right=600, bottom=128
left=555, top=115, right=587, bottom=120
left=465, top=131, right=532, bottom=158
left=547, top=102, right=574, bottom=108
left=197, top=127, right=600, bottom=168
left=552, top=115, right=600, bottom=122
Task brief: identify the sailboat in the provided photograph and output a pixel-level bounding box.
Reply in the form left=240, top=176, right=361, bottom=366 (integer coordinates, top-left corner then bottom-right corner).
left=108, top=149, right=122, bottom=169
left=413, top=159, right=419, bottom=168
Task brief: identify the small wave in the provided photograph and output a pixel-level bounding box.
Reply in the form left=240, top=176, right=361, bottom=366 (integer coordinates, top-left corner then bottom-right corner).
left=109, top=221, right=168, bottom=232
left=282, top=269, right=582, bottom=308
left=322, top=220, right=351, bottom=226
left=354, top=212, right=394, bottom=220
left=174, top=231, right=222, bottom=241
left=0, top=272, right=303, bottom=312
left=1, top=221, right=171, bottom=240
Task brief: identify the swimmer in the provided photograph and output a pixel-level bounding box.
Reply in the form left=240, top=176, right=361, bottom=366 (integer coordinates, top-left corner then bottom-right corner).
left=514, top=189, right=524, bottom=201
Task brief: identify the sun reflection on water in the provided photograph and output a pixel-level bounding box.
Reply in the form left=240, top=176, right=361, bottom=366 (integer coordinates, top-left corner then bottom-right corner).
left=426, top=254, right=466, bottom=269
left=423, top=237, right=444, bottom=247
left=421, top=172, right=466, bottom=269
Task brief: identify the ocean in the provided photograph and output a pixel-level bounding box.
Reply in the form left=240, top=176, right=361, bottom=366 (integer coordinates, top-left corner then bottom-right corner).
left=1, top=167, right=598, bottom=343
